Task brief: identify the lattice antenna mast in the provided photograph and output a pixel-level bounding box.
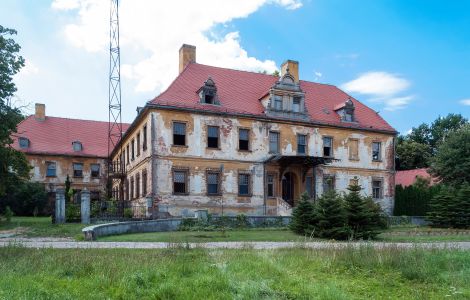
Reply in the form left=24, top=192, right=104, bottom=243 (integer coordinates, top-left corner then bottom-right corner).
left=107, top=0, right=122, bottom=170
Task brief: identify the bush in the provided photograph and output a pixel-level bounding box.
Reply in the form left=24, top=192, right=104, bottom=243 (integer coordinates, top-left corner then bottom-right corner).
left=65, top=203, right=80, bottom=222
left=0, top=181, right=48, bottom=216
left=289, top=192, right=316, bottom=235
left=4, top=206, right=13, bottom=222
left=315, top=191, right=350, bottom=239
left=124, top=208, right=133, bottom=219
left=394, top=178, right=441, bottom=216
left=427, top=183, right=470, bottom=228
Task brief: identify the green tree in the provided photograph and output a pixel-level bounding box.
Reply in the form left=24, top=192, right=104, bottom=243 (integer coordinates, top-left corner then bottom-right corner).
left=430, top=124, right=470, bottom=185
left=454, top=183, right=470, bottom=228
left=0, top=25, right=30, bottom=196
left=272, top=70, right=280, bottom=77
left=427, top=186, right=456, bottom=228
left=396, top=139, right=432, bottom=170
left=314, top=191, right=350, bottom=240
left=429, top=114, right=468, bottom=153
left=289, top=192, right=316, bottom=235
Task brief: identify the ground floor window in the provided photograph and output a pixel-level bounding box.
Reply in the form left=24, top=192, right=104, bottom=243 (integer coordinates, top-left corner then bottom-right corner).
left=206, top=171, right=220, bottom=195
left=173, top=169, right=189, bottom=194
left=267, top=174, right=275, bottom=197
left=238, top=173, right=251, bottom=196
left=306, top=175, right=314, bottom=198
left=372, top=179, right=383, bottom=199
left=322, top=175, right=335, bottom=193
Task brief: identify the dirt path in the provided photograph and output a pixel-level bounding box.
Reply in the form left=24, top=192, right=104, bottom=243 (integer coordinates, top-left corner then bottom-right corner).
left=1, top=239, right=469, bottom=250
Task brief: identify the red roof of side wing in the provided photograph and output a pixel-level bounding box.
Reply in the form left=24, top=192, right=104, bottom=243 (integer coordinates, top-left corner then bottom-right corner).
left=151, top=63, right=396, bottom=133
left=395, top=169, right=437, bottom=187
left=12, top=116, right=130, bottom=158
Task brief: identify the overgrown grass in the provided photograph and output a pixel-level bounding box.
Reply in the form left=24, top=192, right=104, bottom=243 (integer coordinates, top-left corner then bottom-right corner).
left=0, top=217, right=85, bottom=239
left=377, top=225, right=470, bottom=242
left=0, top=246, right=468, bottom=299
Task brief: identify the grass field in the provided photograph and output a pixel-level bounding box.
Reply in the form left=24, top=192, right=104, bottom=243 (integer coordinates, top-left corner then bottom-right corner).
left=0, top=217, right=84, bottom=239
left=0, top=246, right=468, bottom=299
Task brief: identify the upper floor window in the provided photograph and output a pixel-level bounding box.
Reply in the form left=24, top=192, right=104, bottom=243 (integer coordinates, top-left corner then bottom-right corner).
left=136, top=173, right=141, bottom=198
left=198, top=77, right=220, bottom=105
left=46, top=161, right=56, bottom=177
left=143, top=125, right=148, bottom=151
left=239, top=128, right=250, bottom=151
left=349, top=139, right=359, bottom=160
left=131, top=139, right=135, bottom=161
left=136, top=133, right=141, bottom=157
left=293, top=96, right=301, bottom=113
left=19, top=137, right=29, bottom=149
left=269, top=131, right=280, bottom=153
left=207, top=126, right=219, bottom=149
left=130, top=176, right=135, bottom=199
left=297, top=134, right=307, bottom=155
left=372, top=142, right=382, bottom=161
left=91, top=164, right=100, bottom=178
left=274, top=96, right=282, bottom=110
left=126, top=144, right=130, bottom=164
left=173, top=122, right=186, bottom=146
left=372, top=179, right=383, bottom=199
left=72, top=141, right=82, bottom=152
left=73, top=163, right=83, bottom=178
left=323, top=137, right=333, bottom=157
left=207, top=171, right=220, bottom=195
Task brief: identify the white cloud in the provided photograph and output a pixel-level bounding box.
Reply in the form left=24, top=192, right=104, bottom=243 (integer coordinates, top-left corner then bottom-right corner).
left=459, top=99, right=470, bottom=106
left=51, top=0, right=302, bottom=93
left=342, top=71, right=413, bottom=111
left=314, top=71, right=322, bottom=81
left=18, top=61, right=39, bottom=76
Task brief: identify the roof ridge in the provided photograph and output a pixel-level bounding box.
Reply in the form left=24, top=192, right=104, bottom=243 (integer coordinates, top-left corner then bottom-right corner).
left=26, top=115, right=131, bottom=125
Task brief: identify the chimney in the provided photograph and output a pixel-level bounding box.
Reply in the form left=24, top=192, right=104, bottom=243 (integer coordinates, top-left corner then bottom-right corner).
left=280, top=60, right=299, bottom=83
left=179, top=44, right=196, bottom=74
left=35, top=103, right=45, bottom=121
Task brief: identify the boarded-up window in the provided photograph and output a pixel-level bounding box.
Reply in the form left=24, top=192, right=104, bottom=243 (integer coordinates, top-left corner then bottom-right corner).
left=269, top=131, right=280, bottom=153
left=207, top=126, right=219, bottom=148
left=349, top=139, right=359, bottom=160
left=173, top=122, right=186, bottom=146
left=239, top=128, right=249, bottom=151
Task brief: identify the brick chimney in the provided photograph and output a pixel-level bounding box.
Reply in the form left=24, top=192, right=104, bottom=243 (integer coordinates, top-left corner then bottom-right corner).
left=35, top=103, right=45, bottom=121
left=179, top=44, right=196, bottom=74
left=281, top=60, right=299, bottom=83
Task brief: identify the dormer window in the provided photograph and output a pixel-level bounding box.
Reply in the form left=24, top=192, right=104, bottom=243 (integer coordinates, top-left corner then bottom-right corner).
left=293, top=96, right=301, bottom=112
left=19, top=137, right=30, bottom=149
left=72, top=141, right=82, bottom=152
left=198, top=77, right=220, bottom=105
left=335, top=98, right=355, bottom=122
left=274, top=96, right=282, bottom=110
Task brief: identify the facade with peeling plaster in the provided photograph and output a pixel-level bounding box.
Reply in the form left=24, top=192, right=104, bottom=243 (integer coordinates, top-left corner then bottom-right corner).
left=110, top=45, right=397, bottom=217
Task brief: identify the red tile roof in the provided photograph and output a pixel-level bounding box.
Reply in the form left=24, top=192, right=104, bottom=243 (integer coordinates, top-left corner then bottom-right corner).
left=395, top=169, right=435, bottom=187
left=151, top=63, right=396, bottom=132
left=12, top=116, right=130, bottom=158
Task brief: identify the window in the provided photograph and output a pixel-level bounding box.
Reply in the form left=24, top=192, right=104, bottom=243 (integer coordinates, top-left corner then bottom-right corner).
left=46, top=162, right=56, bottom=177
left=130, top=176, right=134, bottom=199
left=269, top=131, right=280, bottom=153
left=173, top=122, right=186, bottom=146
left=122, top=150, right=126, bottom=167
left=323, top=137, right=333, bottom=157
left=238, top=173, right=251, bottom=196
left=136, top=173, right=140, bottom=198
left=323, top=175, right=335, bottom=193
left=344, top=112, right=353, bottom=122
left=126, top=144, right=130, bottom=164
left=91, top=164, right=100, bottom=178
left=72, top=141, right=82, bottom=152
left=274, top=95, right=282, bottom=110
left=372, top=179, right=383, bottom=199
left=173, top=169, right=188, bottom=194
left=239, top=128, right=250, bottom=151
left=142, top=170, right=147, bottom=196
left=19, top=137, right=29, bottom=149
left=143, top=125, right=147, bottom=151
left=136, top=133, right=141, bottom=157
left=73, top=163, right=83, bottom=177
left=267, top=174, right=275, bottom=197
left=205, top=93, right=214, bottom=104
left=372, top=142, right=381, bottom=161
left=293, top=96, right=301, bottom=113
left=199, top=77, right=219, bottom=105
left=206, top=171, right=220, bottom=195
left=131, top=139, right=135, bottom=161
left=207, top=126, right=219, bottom=148
left=297, top=134, right=307, bottom=154
left=349, top=139, right=359, bottom=160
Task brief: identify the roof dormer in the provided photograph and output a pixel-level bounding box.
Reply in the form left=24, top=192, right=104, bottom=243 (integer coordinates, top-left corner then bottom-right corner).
left=19, top=137, right=30, bottom=149
left=335, top=98, right=356, bottom=122
left=198, top=77, right=220, bottom=105
left=72, top=141, right=83, bottom=152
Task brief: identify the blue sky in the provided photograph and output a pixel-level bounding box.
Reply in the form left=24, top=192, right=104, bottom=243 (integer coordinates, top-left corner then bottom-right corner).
left=2, top=0, right=469, bottom=134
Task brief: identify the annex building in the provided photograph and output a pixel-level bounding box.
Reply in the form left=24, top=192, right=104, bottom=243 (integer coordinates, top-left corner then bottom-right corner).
left=109, top=44, right=397, bottom=217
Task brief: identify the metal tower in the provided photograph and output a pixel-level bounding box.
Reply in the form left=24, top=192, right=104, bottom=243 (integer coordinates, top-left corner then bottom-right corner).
left=107, top=0, right=124, bottom=199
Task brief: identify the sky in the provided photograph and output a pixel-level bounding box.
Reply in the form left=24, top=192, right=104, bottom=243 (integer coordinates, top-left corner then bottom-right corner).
left=2, top=0, right=469, bottom=134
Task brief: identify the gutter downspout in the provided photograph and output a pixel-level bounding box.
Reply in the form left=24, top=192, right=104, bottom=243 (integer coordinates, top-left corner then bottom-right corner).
left=150, top=113, right=158, bottom=213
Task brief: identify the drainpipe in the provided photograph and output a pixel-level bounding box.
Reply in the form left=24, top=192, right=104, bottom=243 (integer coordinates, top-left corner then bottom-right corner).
left=150, top=113, right=158, bottom=210
left=263, top=162, right=267, bottom=216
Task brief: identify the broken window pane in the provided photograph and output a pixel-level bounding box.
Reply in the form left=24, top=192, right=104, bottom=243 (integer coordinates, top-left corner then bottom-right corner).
left=323, top=137, right=333, bottom=157
left=207, top=126, right=219, bottom=148
left=239, top=129, right=249, bottom=151
left=372, top=142, right=381, bottom=161
left=173, top=122, right=186, bottom=146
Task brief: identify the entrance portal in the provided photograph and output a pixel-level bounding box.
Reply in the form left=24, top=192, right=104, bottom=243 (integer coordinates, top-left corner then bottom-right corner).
left=282, top=172, right=296, bottom=206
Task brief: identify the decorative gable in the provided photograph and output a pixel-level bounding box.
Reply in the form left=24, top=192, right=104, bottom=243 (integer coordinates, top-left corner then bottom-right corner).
left=197, top=77, right=220, bottom=105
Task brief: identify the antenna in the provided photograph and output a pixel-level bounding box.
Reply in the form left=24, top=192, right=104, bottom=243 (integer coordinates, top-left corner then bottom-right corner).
left=107, top=0, right=124, bottom=199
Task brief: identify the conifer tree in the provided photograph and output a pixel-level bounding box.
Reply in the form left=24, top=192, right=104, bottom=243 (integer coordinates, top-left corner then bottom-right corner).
left=315, top=191, right=350, bottom=240
left=454, top=183, right=470, bottom=228
left=289, top=192, right=315, bottom=235
left=427, top=186, right=456, bottom=227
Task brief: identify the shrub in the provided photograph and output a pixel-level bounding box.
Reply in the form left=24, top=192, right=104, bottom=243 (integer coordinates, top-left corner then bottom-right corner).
left=65, top=203, right=80, bottom=222
left=315, top=191, right=350, bottom=240
left=0, top=181, right=48, bottom=216
left=124, top=208, right=133, bottom=219
left=289, top=192, right=315, bottom=235
left=4, top=206, right=13, bottom=222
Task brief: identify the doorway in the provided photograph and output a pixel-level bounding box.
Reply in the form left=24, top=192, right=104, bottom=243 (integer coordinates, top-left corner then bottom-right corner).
left=282, top=172, right=296, bottom=206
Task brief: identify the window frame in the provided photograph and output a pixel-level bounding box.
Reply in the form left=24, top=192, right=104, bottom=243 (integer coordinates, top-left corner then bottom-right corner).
left=130, top=176, right=135, bottom=199
left=72, top=141, right=82, bottom=152
left=372, top=141, right=382, bottom=161
left=322, top=175, right=335, bottom=193
left=348, top=138, right=359, bottom=161
left=322, top=136, right=333, bottom=158
left=297, top=134, right=307, bottom=155
left=126, top=144, right=130, bottom=164
left=238, top=171, right=252, bottom=197
left=273, top=95, right=283, bottom=111
left=136, top=132, right=141, bottom=157
left=136, top=173, right=140, bottom=198
left=206, top=170, right=221, bottom=196
left=90, top=164, right=100, bottom=178
left=19, top=137, right=29, bottom=149
left=267, top=173, right=276, bottom=198
left=46, top=161, right=56, bottom=177
left=142, top=170, right=147, bottom=196
left=172, top=168, right=189, bottom=195
left=131, top=139, right=135, bottom=161
left=172, top=121, right=187, bottom=147
left=73, top=162, right=84, bottom=178
left=238, top=127, right=250, bottom=151
left=143, top=125, right=148, bottom=151
left=292, top=96, right=301, bottom=113
left=269, top=131, right=280, bottom=154
left=372, top=178, right=383, bottom=199
left=206, top=125, right=220, bottom=149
